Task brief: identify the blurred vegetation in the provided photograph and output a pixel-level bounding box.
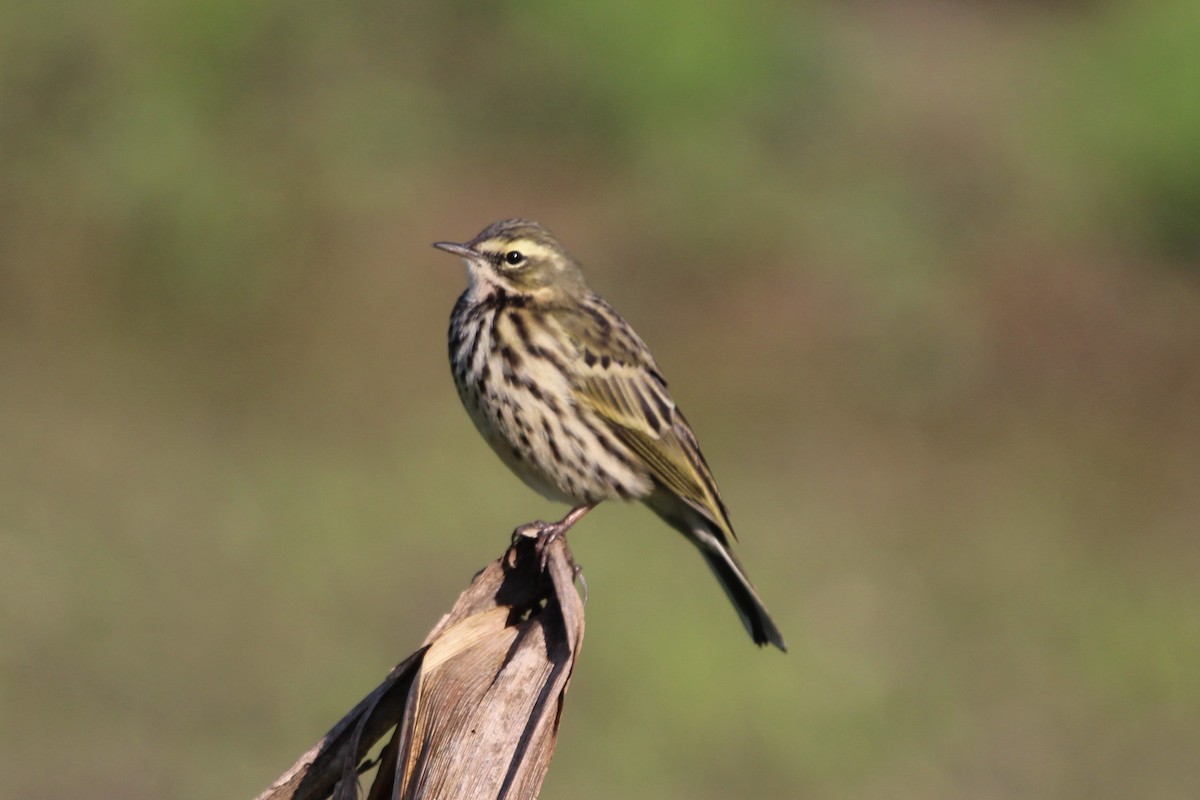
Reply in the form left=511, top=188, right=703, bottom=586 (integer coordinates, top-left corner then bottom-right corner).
left=2, top=1, right=1199, bottom=798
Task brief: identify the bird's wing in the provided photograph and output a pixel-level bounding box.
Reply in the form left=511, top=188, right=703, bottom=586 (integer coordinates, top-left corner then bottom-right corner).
left=553, top=298, right=735, bottom=540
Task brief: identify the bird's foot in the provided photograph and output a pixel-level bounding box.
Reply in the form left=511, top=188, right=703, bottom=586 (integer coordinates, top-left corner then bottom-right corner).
left=512, top=518, right=554, bottom=544
left=512, top=518, right=570, bottom=572
left=511, top=503, right=596, bottom=572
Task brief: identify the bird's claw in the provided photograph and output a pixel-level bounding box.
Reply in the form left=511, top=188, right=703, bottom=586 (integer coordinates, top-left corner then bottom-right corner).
left=535, top=525, right=566, bottom=572
left=511, top=520, right=552, bottom=544
left=511, top=519, right=565, bottom=571
left=510, top=519, right=589, bottom=579
left=574, top=563, right=589, bottom=604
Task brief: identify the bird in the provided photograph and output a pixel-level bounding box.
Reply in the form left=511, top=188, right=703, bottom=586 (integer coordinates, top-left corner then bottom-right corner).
left=433, top=219, right=786, bottom=650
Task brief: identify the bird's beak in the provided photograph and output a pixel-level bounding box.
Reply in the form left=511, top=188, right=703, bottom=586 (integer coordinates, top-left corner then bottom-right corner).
left=432, top=241, right=477, bottom=259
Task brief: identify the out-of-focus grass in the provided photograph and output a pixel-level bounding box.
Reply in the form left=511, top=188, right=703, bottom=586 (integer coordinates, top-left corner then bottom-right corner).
left=2, top=2, right=1199, bottom=799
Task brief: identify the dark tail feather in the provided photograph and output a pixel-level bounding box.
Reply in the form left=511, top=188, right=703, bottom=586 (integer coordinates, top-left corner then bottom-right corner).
left=694, top=527, right=787, bottom=651
left=646, top=490, right=787, bottom=651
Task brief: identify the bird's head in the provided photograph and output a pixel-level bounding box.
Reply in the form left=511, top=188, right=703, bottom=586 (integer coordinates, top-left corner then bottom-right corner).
left=434, top=219, right=588, bottom=300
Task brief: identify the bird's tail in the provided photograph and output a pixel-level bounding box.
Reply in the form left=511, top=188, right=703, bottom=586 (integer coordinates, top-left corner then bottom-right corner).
left=646, top=490, right=787, bottom=651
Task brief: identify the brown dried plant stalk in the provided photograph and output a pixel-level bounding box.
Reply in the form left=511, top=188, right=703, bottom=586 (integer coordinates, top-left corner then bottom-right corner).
left=256, top=535, right=584, bottom=800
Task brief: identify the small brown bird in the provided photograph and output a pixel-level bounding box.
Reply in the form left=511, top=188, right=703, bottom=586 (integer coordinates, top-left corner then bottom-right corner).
left=434, top=219, right=785, bottom=650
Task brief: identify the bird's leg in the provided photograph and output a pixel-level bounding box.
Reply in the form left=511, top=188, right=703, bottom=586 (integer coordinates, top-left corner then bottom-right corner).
left=512, top=503, right=595, bottom=571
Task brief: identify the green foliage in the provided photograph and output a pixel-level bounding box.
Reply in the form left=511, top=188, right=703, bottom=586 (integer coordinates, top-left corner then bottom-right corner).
left=1011, top=0, right=1200, bottom=261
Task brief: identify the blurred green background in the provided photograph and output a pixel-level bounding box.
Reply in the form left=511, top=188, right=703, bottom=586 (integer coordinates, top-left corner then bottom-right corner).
left=3, top=1, right=1199, bottom=798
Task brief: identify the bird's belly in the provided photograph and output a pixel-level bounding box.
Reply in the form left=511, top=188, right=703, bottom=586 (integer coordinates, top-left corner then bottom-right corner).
left=454, top=337, right=652, bottom=505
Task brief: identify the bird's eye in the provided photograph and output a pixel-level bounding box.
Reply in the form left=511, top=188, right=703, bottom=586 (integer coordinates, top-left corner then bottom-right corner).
left=504, top=250, right=525, bottom=266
